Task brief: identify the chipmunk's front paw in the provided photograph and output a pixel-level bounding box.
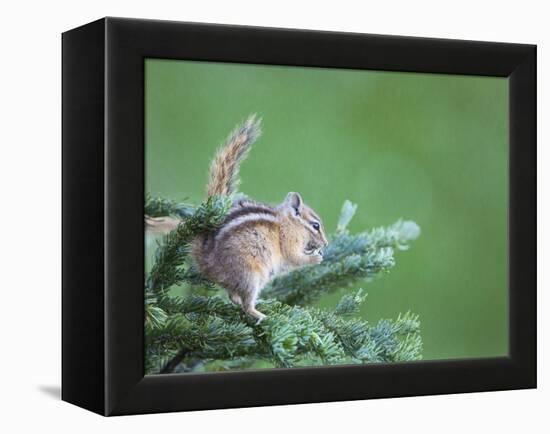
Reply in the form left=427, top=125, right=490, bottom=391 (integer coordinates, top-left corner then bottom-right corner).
left=309, top=253, right=323, bottom=265
left=304, top=243, right=324, bottom=265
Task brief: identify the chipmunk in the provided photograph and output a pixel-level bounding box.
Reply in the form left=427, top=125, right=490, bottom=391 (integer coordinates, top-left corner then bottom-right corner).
left=147, top=115, right=328, bottom=323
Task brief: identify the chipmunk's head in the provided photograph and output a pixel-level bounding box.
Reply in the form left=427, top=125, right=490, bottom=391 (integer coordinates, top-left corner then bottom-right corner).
left=279, top=192, right=328, bottom=263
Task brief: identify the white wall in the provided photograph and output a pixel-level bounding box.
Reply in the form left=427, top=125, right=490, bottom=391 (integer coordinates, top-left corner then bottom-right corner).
left=0, top=1, right=545, bottom=432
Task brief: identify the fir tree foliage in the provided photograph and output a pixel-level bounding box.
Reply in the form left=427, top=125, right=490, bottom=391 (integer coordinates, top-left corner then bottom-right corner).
left=144, top=192, right=195, bottom=219
left=144, top=195, right=422, bottom=374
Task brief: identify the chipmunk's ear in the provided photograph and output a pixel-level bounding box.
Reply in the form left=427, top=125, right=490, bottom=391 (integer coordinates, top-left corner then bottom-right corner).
left=284, top=192, right=303, bottom=216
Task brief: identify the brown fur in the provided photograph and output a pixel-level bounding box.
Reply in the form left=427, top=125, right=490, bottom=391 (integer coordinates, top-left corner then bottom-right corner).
left=193, top=192, right=328, bottom=322
left=206, top=114, right=261, bottom=197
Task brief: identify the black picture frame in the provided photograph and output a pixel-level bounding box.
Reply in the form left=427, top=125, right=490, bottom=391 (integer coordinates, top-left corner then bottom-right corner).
left=62, top=17, right=536, bottom=416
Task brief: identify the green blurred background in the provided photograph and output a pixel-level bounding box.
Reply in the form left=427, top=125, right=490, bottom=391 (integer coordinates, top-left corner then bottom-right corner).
left=145, top=59, right=508, bottom=361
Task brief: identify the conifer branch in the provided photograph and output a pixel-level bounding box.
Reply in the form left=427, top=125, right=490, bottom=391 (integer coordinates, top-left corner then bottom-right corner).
left=145, top=293, right=422, bottom=374
left=145, top=193, right=195, bottom=219
left=146, top=195, right=231, bottom=292
left=144, top=195, right=422, bottom=374
left=263, top=202, right=420, bottom=305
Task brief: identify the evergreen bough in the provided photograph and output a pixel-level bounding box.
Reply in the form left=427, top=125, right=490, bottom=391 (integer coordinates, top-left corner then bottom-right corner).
left=145, top=195, right=422, bottom=374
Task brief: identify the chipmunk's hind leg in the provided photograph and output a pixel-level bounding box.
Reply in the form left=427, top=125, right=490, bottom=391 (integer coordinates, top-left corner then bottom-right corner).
left=240, top=280, right=266, bottom=324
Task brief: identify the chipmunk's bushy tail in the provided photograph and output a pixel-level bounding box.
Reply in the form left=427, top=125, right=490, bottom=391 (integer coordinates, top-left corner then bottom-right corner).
left=206, top=114, right=262, bottom=197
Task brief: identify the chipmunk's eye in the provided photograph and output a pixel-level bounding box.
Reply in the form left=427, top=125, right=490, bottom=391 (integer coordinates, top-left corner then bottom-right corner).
left=311, top=222, right=320, bottom=231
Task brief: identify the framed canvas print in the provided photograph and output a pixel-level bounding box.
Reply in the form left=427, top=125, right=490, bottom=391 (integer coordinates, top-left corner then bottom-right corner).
left=62, top=17, right=536, bottom=416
